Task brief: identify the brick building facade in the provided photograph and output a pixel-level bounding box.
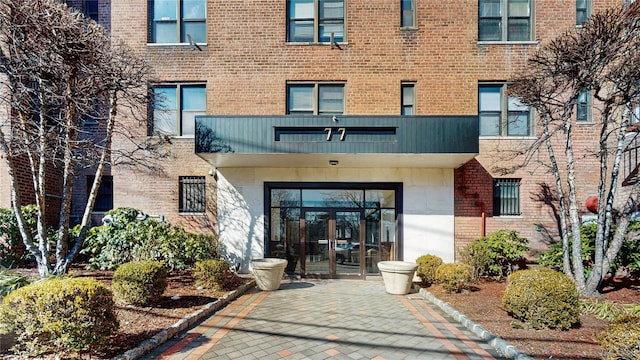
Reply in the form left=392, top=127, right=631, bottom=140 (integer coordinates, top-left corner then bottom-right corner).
left=0, top=0, right=628, bottom=276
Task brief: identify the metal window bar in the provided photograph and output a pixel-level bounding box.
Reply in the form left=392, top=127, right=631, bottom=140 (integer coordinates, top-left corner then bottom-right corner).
left=493, top=179, right=520, bottom=216
left=179, top=176, right=206, bottom=213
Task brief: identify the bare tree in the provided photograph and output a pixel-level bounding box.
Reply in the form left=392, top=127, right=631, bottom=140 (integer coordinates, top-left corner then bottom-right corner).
left=508, top=2, right=640, bottom=297
left=0, top=0, right=158, bottom=276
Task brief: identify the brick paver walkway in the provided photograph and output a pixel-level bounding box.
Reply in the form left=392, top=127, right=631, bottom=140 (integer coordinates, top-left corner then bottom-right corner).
left=148, top=279, right=505, bottom=360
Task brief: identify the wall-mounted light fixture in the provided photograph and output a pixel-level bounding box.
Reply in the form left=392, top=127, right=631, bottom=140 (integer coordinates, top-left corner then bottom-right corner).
left=329, top=160, right=339, bottom=166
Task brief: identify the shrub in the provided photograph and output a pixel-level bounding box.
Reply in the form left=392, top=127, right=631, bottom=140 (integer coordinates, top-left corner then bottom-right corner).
left=502, top=269, right=579, bottom=330
left=598, top=314, right=640, bottom=360
left=434, top=263, right=474, bottom=293
left=415, top=254, right=443, bottom=284
left=112, top=260, right=167, bottom=306
left=0, top=267, right=30, bottom=297
left=0, top=205, right=56, bottom=268
left=81, top=207, right=219, bottom=270
left=193, top=259, right=232, bottom=290
left=0, top=277, right=118, bottom=356
left=460, top=229, right=529, bottom=280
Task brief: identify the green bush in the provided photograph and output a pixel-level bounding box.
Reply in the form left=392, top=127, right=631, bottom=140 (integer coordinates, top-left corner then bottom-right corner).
left=598, top=314, right=640, bottom=360
left=538, top=221, right=640, bottom=277
left=502, top=269, right=579, bottom=330
left=434, top=263, right=474, bottom=293
left=0, top=205, right=57, bottom=268
left=0, top=267, right=30, bottom=297
left=112, top=260, right=167, bottom=306
left=81, top=207, right=219, bottom=270
left=0, top=277, right=118, bottom=356
left=193, top=259, right=232, bottom=290
left=460, top=229, right=529, bottom=280
left=415, top=254, right=443, bottom=284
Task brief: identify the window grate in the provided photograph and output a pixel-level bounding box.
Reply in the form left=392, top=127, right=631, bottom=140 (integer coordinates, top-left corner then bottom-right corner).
left=493, top=178, right=520, bottom=216
left=179, top=176, right=206, bottom=213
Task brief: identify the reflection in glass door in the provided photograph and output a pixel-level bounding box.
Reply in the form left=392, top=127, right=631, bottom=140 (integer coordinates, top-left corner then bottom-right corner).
left=302, top=211, right=331, bottom=275
left=301, top=210, right=363, bottom=278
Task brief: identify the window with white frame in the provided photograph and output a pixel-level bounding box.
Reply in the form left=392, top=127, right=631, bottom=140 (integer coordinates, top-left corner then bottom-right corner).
left=152, top=84, right=206, bottom=136
left=493, top=178, right=521, bottom=216
left=179, top=176, right=206, bottom=213
left=576, top=90, right=592, bottom=122
left=401, top=0, right=416, bottom=27
left=401, top=83, right=415, bottom=115
left=149, top=0, right=206, bottom=44
left=478, top=0, right=533, bottom=41
left=576, top=0, right=591, bottom=26
left=479, top=83, right=531, bottom=136
left=630, top=102, right=640, bottom=126
left=287, top=0, right=345, bottom=43
left=287, top=83, right=344, bottom=115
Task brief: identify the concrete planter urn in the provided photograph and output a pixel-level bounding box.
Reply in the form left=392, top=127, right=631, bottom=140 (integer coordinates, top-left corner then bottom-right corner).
left=250, top=258, right=288, bottom=291
left=378, top=261, right=418, bottom=295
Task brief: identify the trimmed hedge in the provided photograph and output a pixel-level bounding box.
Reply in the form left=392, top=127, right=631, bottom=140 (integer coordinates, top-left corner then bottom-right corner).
left=0, top=277, right=118, bottom=356
left=435, top=263, right=474, bottom=293
left=112, top=260, right=167, bottom=306
left=502, top=269, right=579, bottom=330
left=193, top=259, right=232, bottom=290
left=598, top=314, right=640, bottom=360
left=416, top=254, right=443, bottom=285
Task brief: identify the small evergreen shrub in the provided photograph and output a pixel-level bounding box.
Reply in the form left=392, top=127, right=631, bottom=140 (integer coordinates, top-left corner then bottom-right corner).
left=415, top=254, right=443, bottom=285
left=460, top=229, right=529, bottom=279
left=0, top=277, right=118, bottom=356
left=112, top=260, right=167, bottom=306
left=434, top=263, right=474, bottom=293
left=598, top=314, right=640, bottom=360
left=502, top=269, right=579, bottom=330
left=0, top=267, right=30, bottom=296
left=193, top=259, right=232, bottom=290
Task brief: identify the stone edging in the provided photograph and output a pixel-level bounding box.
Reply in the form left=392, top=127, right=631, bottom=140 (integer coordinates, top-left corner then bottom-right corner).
left=416, top=286, right=534, bottom=360
left=113, top=279, right=256, bottom=360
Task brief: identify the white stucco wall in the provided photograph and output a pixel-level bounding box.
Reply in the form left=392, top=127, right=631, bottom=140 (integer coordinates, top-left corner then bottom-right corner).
left=216, top=167, right=455, bottom=273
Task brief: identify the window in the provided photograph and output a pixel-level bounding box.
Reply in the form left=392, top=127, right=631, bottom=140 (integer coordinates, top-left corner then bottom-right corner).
left=576, top=90, right=591, bottom=122
left=478, top=0, right=532, bottom=41
left=149, top=0, right=206, bottom=44
left=401, top=0, right=415, bottom=27
left=287, top=83, right=344, bottom=115
left=87, top=175, right=113, bottom=212
left=84, top=0, right=99, bottom=22
left=151, top=84, right=206, bottom=136
left=493, top=178, right=520, bottom=216
left=479, top=83, right=531, bottom=136
left=401, top=83, right=415, bottom=115
left=630, top=102, right=640, bottom=126
left=576, top=0, right=591, bottom=26
left=287, top=0, right=345, bottom=43
left=179, top=176, right=206, bottom=213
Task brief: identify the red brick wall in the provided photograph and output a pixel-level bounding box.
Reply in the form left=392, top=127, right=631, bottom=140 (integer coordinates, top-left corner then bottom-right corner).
left=107, top=0, right=625, bottom=246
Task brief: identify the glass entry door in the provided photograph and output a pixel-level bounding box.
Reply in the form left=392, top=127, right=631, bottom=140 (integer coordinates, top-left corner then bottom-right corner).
left=301, top=209, right=363, bottom=278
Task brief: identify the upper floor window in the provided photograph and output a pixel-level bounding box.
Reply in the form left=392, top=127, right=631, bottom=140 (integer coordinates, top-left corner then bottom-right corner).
left=151, top=83, right=206, bottom=136
left=479, top=83, right=531, bottom=136
left=287, top=0, right=345, bottom=43
left=478, top=0, right=532, bottom=42
left=83, top=0, right=99, bottom=22
left=576, top=0, right=591, bottom=26
left=630, top=102, right=640, bottom=126
left=401, top=83, right=415, bottom=115
left=401, top=0, right=415, bottom=28
left=493, top=178, right=521, bottom=216
left=179, top=176, right=206, bottom=213
left=149, top=0, right=206, bottom=44
left=576, top=90, right=592, bottom=122
left=287, top=83, right=344, bottom=115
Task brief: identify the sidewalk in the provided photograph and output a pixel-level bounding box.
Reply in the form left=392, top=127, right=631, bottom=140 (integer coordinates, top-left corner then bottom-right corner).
left=147, top=278, right=506, bottom=360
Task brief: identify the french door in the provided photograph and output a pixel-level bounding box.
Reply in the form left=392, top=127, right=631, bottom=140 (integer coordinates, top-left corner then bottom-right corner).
left=301, top=209, right=364, bottom=278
